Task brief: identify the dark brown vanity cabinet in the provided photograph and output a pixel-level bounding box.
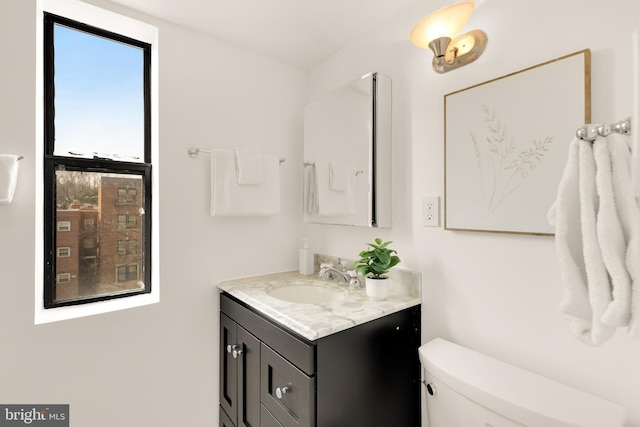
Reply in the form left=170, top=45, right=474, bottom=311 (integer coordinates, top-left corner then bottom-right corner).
left=219, top=292, right=421, bottom=427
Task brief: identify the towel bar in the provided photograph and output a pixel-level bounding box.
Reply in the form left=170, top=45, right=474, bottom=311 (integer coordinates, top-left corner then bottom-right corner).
left=188, top=147, right=285, bottom=164
left=304, top=161, right=364, bottom=176
left=576, top=117, right=632, bottom=142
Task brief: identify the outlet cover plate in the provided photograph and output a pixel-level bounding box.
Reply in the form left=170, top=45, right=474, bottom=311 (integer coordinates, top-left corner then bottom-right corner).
left=423, top=196, right=440, bottom=227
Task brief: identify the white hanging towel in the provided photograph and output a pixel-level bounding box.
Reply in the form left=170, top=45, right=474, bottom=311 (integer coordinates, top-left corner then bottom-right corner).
left=548, top=132, right=640, bottom=344
left=210, top=149, right=280, bottom=216
left=305, top=163, right=319, bottom=215
left=233, top=148, right=263, bottom=185
left=313, top=161, right=356, bottom=216
left=0, top=154, right=20, bottom=204
left=547, top=137, right=615, bottom=345
left=593, top=136, right=632, bottom=328
left=329, top=161, right=349, bottom=191
left=605, top=133, right=640, bottom=337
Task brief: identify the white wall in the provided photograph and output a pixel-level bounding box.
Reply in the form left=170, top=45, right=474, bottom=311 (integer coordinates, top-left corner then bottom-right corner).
left=303, top=0, right=640, bottom=425
left=3, top=0, right=640, bottom=425
left=0, top=0, right=304, bottom=425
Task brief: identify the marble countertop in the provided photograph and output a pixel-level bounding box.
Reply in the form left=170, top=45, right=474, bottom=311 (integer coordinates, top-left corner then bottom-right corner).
left=217, top=270, right=421, bottom=341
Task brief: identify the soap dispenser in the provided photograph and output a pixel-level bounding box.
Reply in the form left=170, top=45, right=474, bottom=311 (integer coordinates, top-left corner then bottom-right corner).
left=299, top=239, right=315, bottom=275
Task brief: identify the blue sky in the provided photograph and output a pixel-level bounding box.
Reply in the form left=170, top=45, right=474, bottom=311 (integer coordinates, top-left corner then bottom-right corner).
left=54, top=24, right=145, bottom=161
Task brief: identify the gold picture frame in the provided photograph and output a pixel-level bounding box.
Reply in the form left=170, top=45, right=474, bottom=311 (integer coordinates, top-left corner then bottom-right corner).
left=444, top=49, right=591, bottom=235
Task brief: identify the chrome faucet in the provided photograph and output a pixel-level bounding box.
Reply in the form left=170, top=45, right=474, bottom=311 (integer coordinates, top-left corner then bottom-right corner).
left=319, top=261, right=361, bottom=289
left=319, top=263, right=349, bottom=282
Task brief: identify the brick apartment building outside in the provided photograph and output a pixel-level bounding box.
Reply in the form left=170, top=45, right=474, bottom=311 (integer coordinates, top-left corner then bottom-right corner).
left=55, top=207, right=98, bottom=301
left=55, top=175, right=144, bottom=303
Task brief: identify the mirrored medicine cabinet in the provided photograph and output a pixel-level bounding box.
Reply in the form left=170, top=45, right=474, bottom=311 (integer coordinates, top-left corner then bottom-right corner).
left=303, top=72, right=392, bottom=227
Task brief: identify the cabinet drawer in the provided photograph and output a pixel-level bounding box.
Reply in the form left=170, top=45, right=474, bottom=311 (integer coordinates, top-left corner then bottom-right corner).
left=261, top=343, right=315, bottom=427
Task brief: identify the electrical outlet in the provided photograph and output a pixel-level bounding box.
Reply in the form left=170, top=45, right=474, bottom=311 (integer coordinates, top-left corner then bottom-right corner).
left=423, top=196, right=440, bottom=227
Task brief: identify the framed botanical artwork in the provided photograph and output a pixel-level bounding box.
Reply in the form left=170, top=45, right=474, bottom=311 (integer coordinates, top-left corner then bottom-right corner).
left=445, top=49, right=591, bottom=235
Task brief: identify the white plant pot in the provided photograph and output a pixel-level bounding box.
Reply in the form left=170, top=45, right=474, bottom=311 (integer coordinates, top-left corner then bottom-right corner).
left=365, top=277, right=389, bottom=300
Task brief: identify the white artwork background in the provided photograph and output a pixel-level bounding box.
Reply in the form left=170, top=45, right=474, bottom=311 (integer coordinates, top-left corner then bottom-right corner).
left=445, top=52, right=588, bottom=234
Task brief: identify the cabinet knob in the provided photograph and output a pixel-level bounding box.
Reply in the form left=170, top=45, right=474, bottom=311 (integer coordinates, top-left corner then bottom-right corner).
left=226, top=344, right=243, bottom=358
left=275, top=386, right=290, bottom=399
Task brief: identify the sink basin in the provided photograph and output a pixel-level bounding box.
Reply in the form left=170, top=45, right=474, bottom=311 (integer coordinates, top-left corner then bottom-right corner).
left=267, top=284, right=346, bottom=304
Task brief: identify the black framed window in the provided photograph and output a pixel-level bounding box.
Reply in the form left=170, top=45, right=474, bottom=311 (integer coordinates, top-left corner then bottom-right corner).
left=43, top=13, right=152, bottom=308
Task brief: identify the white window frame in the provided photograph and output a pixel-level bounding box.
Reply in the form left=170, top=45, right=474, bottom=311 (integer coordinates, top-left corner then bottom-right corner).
left=35, top=0, right=160, bottom=324
left=57, top=221, right=71, bottom=231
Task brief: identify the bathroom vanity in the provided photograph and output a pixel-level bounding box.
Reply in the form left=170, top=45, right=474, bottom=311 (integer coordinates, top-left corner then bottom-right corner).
left=218, top=271, right=421, bottom=427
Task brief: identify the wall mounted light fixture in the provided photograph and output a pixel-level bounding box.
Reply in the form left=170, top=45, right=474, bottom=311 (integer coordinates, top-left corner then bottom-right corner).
left=409, top=1, right=487, bottom=73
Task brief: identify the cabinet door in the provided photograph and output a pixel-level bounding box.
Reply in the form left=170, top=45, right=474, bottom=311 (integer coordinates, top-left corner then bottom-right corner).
left=220, top=314, right=261, bottom=427
left=220, top=314, right=238, bottom=425
left=237, top=326, right=261, bottom=427
left=316, top=305, right=421, bottom=427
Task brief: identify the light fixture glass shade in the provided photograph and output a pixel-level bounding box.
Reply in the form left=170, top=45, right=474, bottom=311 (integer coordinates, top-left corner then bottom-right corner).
left=409, top=1, right=475, bottom=49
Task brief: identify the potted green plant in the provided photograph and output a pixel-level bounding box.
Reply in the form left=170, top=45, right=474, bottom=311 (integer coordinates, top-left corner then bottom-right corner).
left=355, top=238, right=401, bottom=300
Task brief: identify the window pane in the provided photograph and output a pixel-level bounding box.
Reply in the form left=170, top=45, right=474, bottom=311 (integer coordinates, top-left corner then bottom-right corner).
left=58, top=247, right=70, bottom=257
left=53, top=24, right=145, bottom=162
left=54, top=170, right=145, bottom=304
left=117, top=240, right=125, bottom=255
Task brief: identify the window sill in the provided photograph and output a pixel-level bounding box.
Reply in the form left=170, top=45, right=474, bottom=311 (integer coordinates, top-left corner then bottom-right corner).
left=34, top=290, right=159, bottom=324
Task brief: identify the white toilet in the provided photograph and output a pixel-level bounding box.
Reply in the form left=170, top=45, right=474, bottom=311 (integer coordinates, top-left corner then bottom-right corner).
left=418, top=338, right=626, bottom=427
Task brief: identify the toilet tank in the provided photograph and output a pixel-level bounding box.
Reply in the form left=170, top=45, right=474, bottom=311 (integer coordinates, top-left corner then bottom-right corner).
left=419, top=338, right=625, bottom=427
